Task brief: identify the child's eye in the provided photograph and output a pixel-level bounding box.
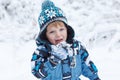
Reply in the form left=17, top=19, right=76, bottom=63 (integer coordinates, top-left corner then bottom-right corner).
left=49, top=31, right=54, bottom=34
left=60, top=28, right=65, bottom=31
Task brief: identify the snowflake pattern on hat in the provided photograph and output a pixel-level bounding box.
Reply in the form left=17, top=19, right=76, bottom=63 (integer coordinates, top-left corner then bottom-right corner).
left=38, top=16, right=45, bottom=25
left=46, top=8, right=56, bottom=19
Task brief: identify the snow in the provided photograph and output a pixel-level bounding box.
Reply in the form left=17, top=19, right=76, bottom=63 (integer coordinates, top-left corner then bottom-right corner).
left=0, top=0, right=120, bottom=80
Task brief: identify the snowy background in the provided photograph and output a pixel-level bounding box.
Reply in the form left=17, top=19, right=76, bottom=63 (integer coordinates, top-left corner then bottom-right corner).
left=0, top=0, right=120, bottom=80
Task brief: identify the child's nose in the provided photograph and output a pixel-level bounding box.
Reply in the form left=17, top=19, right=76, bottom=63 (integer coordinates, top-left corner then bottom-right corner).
left=56, top=31, right=61, bottom=37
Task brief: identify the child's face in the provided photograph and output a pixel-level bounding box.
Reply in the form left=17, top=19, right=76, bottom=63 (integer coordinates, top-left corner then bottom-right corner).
left=46, top=21, right=67, bottom=45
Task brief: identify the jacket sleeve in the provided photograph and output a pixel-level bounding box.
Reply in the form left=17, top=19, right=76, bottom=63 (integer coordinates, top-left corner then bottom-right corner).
left=31, top=45, right=58, bottom=79
left=79, top=43, right=100, bottom=80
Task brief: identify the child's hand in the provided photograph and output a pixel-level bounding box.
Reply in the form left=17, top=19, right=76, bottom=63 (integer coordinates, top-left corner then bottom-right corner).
left=50, top=42, right=69, bottom=60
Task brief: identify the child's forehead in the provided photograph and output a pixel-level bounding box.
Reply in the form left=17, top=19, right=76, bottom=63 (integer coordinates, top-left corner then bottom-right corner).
left=49, top=21, right=65, bottom=26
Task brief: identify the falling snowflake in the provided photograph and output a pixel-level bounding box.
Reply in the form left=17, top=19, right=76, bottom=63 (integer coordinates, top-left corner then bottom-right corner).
left=45, top=8, right=56, bottom=18
left=38, top=16, right=45, bottom=25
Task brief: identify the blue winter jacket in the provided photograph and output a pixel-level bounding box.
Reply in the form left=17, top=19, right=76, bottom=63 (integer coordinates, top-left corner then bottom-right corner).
left=31, top=39, right=100, bottom=80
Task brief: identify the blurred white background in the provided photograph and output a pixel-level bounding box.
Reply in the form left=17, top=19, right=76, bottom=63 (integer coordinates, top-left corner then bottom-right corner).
left=0, top=0, right=120, bottom=80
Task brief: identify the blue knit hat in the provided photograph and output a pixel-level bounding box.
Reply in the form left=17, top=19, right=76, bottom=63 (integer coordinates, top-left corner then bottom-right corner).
left=37, top=0, right=74, bottom=43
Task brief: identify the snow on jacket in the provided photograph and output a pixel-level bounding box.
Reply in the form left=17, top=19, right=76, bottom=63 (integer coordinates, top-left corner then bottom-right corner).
left=31, top=39, right=99, bottom=80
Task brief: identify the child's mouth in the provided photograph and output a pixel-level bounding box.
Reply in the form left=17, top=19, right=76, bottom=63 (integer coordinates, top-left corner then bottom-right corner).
left=55, top=39, right=63, bottom=44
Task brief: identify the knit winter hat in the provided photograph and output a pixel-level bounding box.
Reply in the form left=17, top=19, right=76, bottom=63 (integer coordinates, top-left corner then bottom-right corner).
left=37, top=0, right=75, bottom=43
